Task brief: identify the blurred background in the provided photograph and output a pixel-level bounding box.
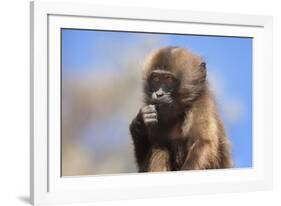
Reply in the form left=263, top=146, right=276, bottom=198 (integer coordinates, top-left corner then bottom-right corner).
left=61, top=29, right=252, bottom=176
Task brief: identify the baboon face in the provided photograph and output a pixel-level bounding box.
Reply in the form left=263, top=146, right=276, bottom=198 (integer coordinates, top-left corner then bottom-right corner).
left=143, top=47, right=207, bottom=108
left=147, top=69, right=179, bottom=105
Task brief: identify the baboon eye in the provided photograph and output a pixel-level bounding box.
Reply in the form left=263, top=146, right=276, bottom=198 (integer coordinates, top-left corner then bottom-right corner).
left=150, top=76, right=161, bottom=90
left=165, top=76, right=175, bottom=86
left=166, top=77, right=173, bottom=83
left=152, top=76, right=160, bottom=82
left=165, top=76, right=176, bottom=91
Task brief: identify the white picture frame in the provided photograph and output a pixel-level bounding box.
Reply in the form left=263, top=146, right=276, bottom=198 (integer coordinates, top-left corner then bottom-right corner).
left=30, top=1, right=273, bottom=205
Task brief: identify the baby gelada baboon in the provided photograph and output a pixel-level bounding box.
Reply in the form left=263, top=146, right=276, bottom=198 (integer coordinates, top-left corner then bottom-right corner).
left=130, top=47, right=232, bottom=172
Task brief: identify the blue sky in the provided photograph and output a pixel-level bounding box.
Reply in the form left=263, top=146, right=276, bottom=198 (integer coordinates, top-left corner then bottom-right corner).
left=62, top=29, right=253, bottom=169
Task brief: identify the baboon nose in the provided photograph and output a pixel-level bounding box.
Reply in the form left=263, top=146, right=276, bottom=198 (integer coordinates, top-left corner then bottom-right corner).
left=156, top=91, right=164, bottom=98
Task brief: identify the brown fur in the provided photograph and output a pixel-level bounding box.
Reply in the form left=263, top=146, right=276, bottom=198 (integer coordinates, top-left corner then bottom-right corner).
left=130, top=47, right=233, bottom=172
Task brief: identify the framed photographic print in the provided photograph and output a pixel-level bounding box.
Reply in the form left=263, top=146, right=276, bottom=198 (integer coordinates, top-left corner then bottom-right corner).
left=30, top=1, right=273, bottom=205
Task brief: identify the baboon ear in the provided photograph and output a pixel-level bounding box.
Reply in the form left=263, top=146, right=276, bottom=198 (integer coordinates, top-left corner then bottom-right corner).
left=200, top=62, right=207, bottom=80
left=200, top=62, right=206, bottom=70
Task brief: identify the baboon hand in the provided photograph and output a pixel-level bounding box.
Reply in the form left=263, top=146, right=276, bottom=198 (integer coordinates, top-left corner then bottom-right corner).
left=141, top=104, right=158, bottom=127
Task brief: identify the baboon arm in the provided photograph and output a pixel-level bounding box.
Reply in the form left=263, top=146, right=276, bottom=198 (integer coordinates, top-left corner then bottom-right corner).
left=181, top=139, right=215, bottom=170
left=130, top=112, right=151, bottom=172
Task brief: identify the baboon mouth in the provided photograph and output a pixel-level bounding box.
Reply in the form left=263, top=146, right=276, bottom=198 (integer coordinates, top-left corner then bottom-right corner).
left=151, top=97, right=173, bottom=105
